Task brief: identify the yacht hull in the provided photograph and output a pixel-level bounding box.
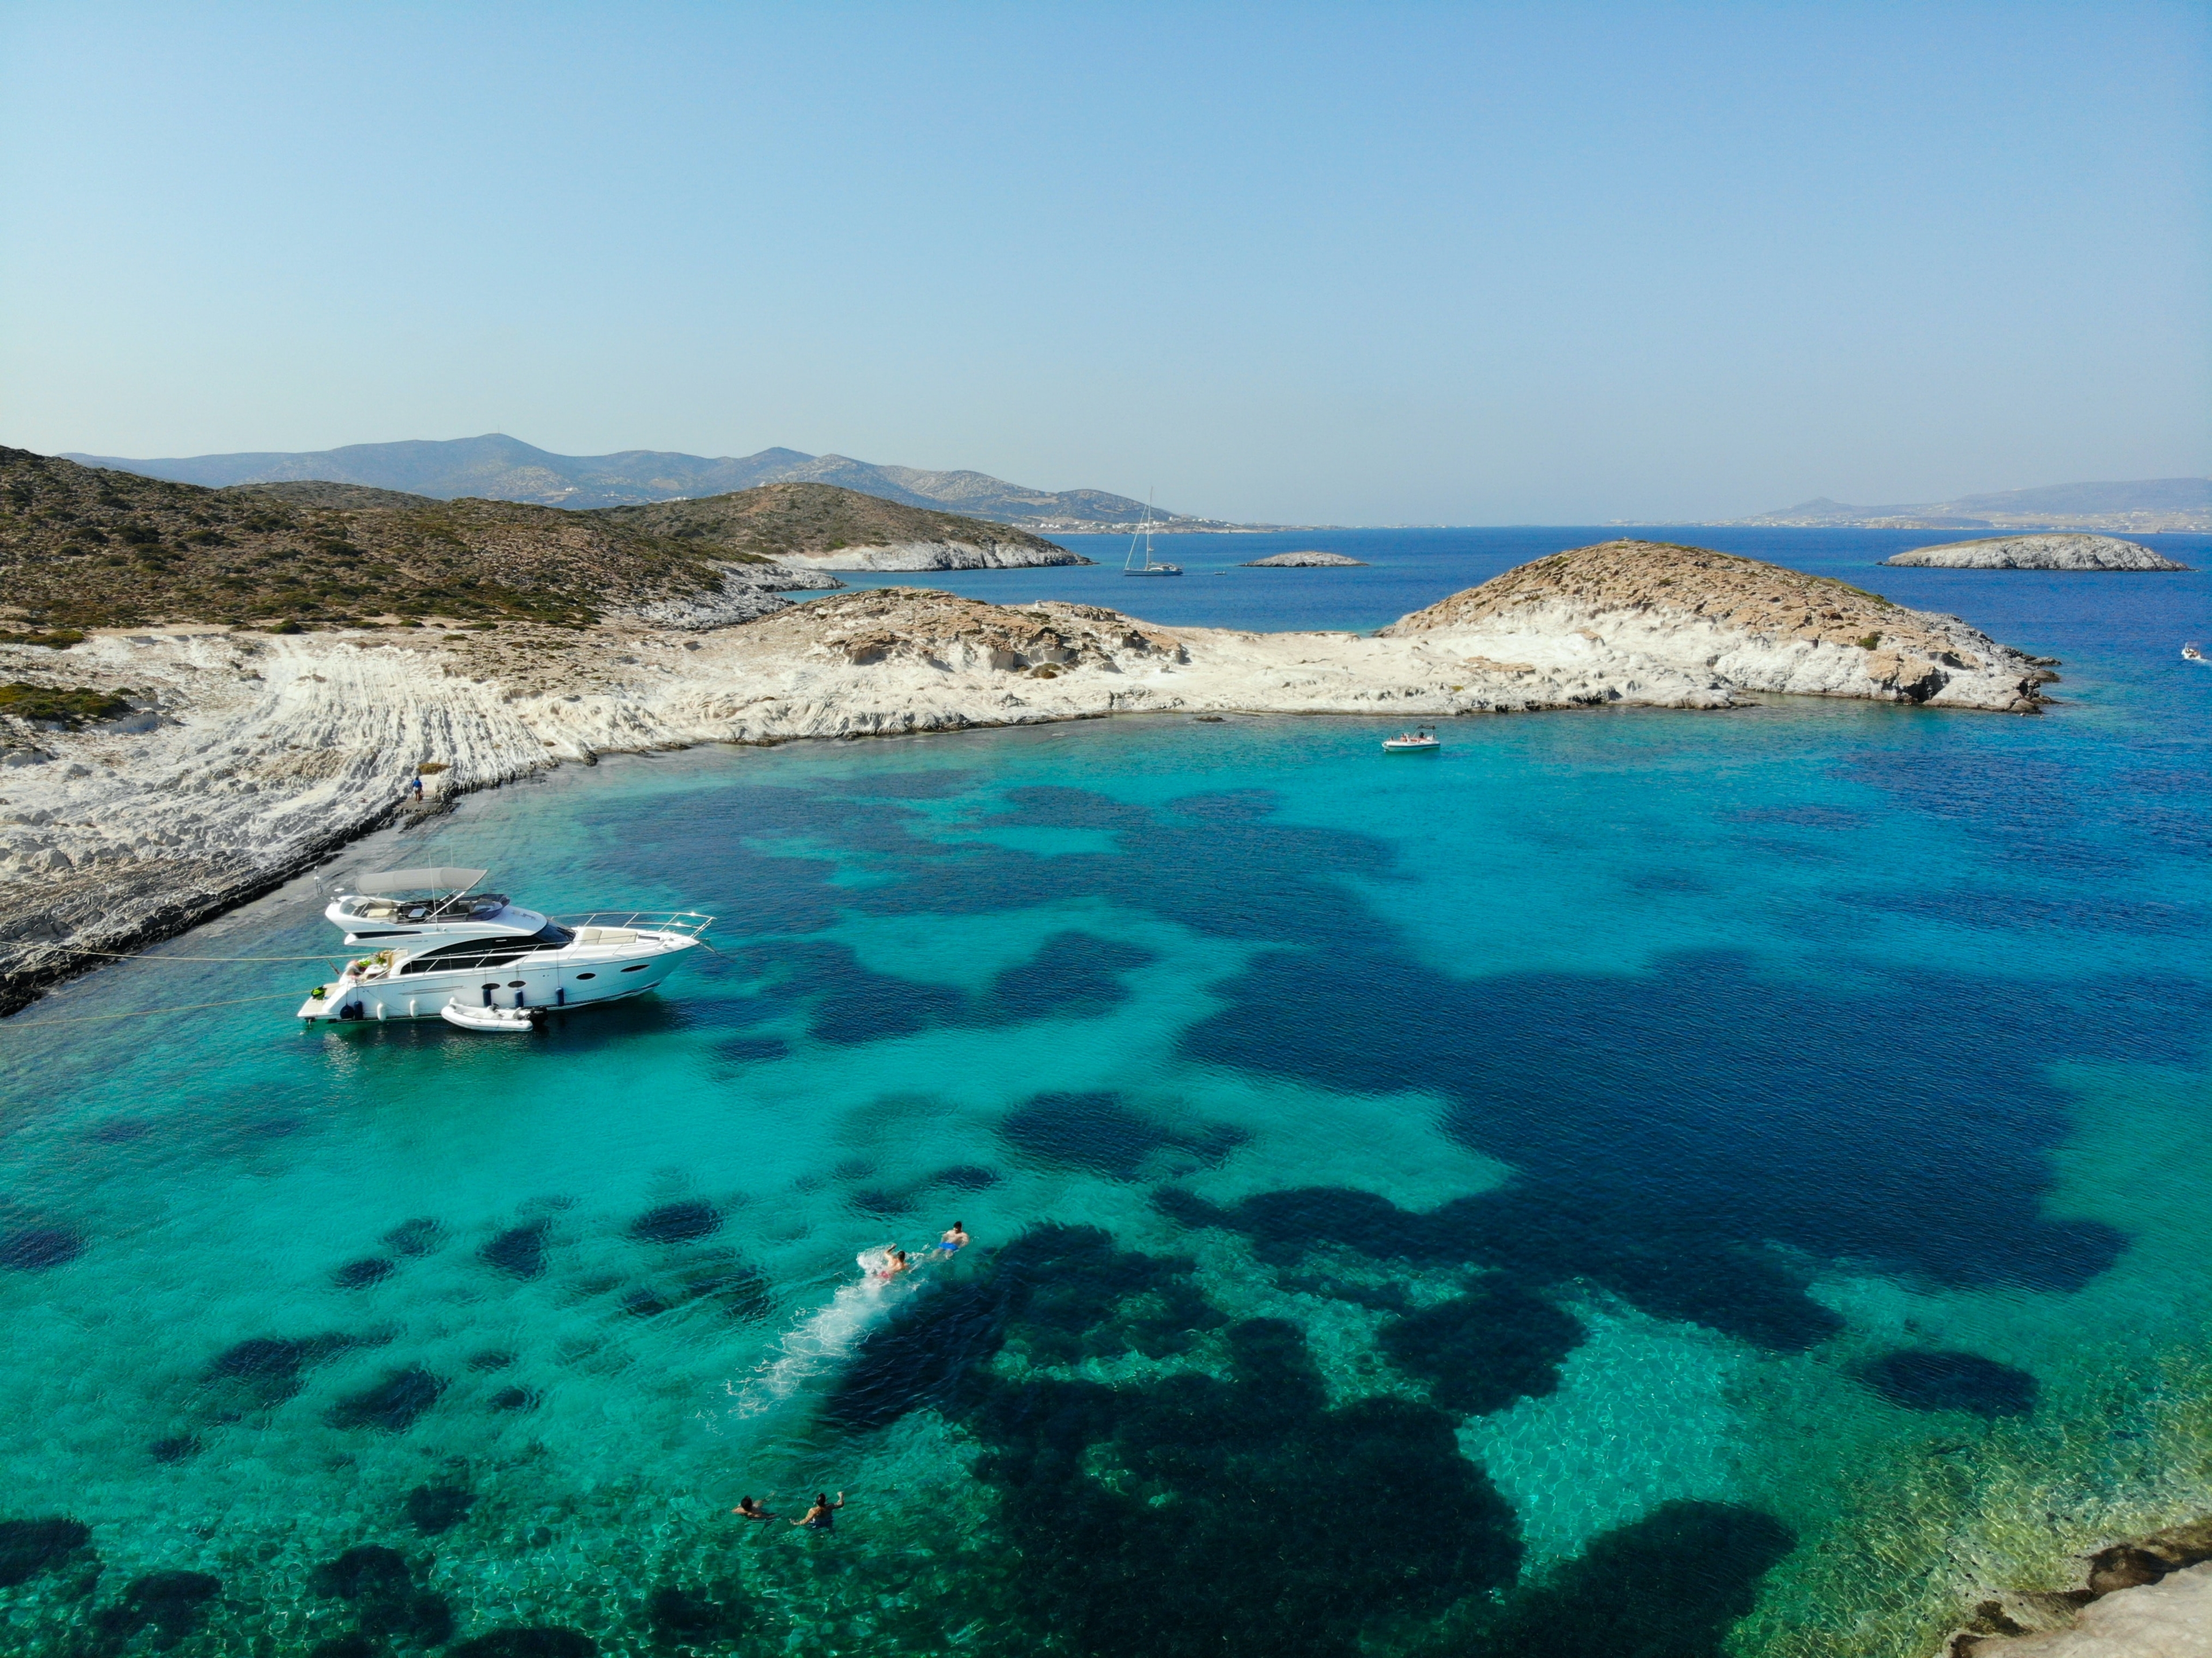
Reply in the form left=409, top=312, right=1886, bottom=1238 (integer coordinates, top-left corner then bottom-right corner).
left=298, top=935, right=698, bottom=1023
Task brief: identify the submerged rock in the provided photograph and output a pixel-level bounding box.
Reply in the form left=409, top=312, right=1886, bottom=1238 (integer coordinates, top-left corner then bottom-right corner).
left=627, top=1200, right=721, bottom=1244
left=404, top=1484, right=476, bottom=1535
left=1859, top=1349, right=2037, bottom=1418
left=997, top=1090, right=1247, bottom=1181
left=203, top=1334, right=354, bottom=1410
left=312, top=1543, right=453, bottom=1645
left=1378, top=1281, right=1585, bottom=1416
left=646, top=1584, right=752, bottom=1641
left=382, top=1218, right=445, bottom=1257
left=1883, top=532, right=2190, bottom=570
left=312, top=1545, right=411, bottom=1602
left=325, top=1365, right=446, bottom=1432
left=1465, top=1501, right=1794, bottom=1654
left=480, top=1220, right=550, bottom=1280
left=331, top=1256, right=395, bottom=1289
left=0, top=1225, right=84, bottom=1271
left=92, top=1569, right=221, bottom=1649
left=0, top=1517, right=92, bottom=1588
left=450, top=1627, right=597, bottom=1657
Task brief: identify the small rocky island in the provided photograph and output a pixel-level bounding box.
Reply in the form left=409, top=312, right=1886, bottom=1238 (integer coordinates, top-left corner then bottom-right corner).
left=1883, top=533, right=2190, bottom=571
left=1242, top=550, right=1368, bottom=567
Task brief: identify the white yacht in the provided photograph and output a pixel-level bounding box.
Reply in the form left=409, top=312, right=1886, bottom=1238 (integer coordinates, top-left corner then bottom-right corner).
left=297, top=866, right=711, bottom=1025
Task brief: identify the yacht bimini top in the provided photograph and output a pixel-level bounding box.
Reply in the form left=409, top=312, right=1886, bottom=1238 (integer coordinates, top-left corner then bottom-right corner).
left=300, top=868, right=711, bottom=1027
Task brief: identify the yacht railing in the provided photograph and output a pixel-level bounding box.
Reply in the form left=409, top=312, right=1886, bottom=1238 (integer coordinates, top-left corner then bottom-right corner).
left=551, top=911, right=716, bottom=938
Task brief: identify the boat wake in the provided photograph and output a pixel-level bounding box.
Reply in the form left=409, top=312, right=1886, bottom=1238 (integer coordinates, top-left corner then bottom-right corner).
left=715, top=1248, right=918, bottom=1424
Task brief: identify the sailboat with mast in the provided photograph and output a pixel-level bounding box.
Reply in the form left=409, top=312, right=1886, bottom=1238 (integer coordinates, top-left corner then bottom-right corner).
left=1122, top=494, right=1183, bottom=577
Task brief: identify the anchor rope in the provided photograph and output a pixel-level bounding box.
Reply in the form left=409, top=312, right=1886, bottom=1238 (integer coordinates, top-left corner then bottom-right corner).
left=45, top=945, right=357, bottom=963
left=2, top=990, right=311, bottom=1029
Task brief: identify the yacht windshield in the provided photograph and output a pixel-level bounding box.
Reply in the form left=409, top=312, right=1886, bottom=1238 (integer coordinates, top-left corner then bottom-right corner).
left=396, top=922, right=573, bottom=976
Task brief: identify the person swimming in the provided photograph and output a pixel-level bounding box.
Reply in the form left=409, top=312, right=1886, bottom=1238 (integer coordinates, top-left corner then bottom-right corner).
left=936, top=1221, right=970, bottom=1255
left=793, top=1492, right=844, bottom=1531
left=730, top=1497, right=776, bottom=1522
left=869, top=1248, right=912, bottom=1281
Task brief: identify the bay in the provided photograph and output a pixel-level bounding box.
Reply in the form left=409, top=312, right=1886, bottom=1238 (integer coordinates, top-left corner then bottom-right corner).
left=0, top=529, right=2207, bottom=1657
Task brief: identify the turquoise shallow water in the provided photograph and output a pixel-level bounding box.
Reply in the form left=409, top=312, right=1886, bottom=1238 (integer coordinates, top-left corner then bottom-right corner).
left=2, top=532, right=2209, bottom=1657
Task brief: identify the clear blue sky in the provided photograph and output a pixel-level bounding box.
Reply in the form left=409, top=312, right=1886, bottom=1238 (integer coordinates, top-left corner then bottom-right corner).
left=3, top=2, right=2205, bottom=523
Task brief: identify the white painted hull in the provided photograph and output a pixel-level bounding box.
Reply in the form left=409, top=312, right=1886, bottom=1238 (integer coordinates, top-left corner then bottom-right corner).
left=298, top=934, right=698, bottom=1023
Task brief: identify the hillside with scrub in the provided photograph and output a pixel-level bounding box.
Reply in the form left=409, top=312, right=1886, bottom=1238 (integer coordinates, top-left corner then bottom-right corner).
left=0, top=449, right=752, bottom=633
left=592, top=482, right=1074, bottom=562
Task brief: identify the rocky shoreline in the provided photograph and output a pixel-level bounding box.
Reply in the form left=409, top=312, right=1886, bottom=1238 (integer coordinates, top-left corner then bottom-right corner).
left=0, top=540, right=2051, bottom=1017
left=1947, top=1515, right=2212, bottom=1655
left=770, top=539, right=1091, bottom=571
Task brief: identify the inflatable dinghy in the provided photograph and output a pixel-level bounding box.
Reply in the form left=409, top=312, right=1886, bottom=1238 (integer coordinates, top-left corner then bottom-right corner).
left=440, top=1000, right=543, bottom=1034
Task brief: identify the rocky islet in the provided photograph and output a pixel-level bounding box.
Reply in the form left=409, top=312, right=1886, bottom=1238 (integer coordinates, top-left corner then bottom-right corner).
left=1882, top=532, right=2191, bottom=571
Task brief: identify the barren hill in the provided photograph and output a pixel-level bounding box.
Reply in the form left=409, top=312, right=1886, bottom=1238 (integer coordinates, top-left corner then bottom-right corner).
left=1385, top=540, right=2047, bottom=710
left=594, top=483, right=1088, bottom=569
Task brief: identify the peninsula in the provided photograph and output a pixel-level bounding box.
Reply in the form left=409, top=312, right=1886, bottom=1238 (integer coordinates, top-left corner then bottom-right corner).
left=0, top=452, right=2053, bottom=1016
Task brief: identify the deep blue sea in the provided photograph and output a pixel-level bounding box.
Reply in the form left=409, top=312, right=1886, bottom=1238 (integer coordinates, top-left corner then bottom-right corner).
left=1, top=528, right=2208, bottom=1658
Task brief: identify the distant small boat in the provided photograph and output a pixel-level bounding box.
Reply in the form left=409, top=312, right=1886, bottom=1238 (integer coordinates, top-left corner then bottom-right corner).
left=2186, top=642, right=2206, bottom=663
left=1381, top=726, right=1440, bottom=754
left=1123, top=494, right=1182, bottom=578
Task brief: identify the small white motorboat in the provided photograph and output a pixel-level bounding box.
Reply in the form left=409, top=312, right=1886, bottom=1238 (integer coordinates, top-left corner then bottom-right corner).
left=440, top=1000, right=543, bottom=1034
left=2185, top=642, right=2206, bottom=664
left=1381, top=726, right=1440, bottom=754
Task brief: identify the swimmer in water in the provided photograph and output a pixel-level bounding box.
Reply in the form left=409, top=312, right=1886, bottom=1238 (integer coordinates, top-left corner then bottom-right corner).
left=936, top=1221, right=970, bottom=1255
left=793, top=1492, right=844, bottom=1531
left=730, top=1497, right=776, bottom=1522
left=872, top=1249, right=911, bottom=1281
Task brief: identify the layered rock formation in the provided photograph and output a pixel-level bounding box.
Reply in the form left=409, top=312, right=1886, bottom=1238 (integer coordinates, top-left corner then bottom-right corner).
left=0, top=541, right=2048, bottom=1015
left=1883, top=533, right=2190, bottom=571
left=1383, top=540, right=2049, bottom=711
left=772, top=539, right=1087, bottom=571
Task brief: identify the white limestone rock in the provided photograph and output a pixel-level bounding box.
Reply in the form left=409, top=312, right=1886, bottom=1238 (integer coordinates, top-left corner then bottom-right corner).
left=774, top=540, right=1092, bottom=571
left=1960, top=1561, right=2212, bottom=1655
left=1884, top=533, right=2191, bottom=571
left=1243, top=551, right=1369, bottom=567
left=628, top=561, right=843, bottom=630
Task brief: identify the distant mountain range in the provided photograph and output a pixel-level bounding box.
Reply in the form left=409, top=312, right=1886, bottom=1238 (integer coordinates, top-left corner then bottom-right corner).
left=59, top=433, right=1187, bottom=527
left=1719, top=478, right=2210, bottom=533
